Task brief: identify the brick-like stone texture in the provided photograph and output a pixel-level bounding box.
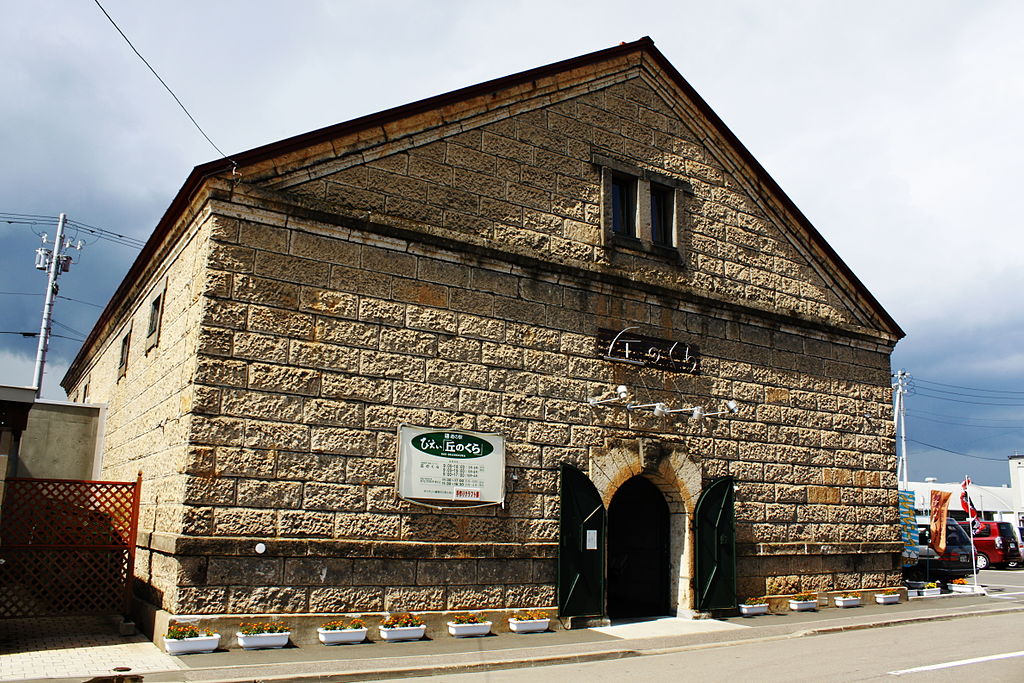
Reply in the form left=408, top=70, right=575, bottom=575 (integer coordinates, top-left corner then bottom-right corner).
left=68, top=57, right=900, bottom=617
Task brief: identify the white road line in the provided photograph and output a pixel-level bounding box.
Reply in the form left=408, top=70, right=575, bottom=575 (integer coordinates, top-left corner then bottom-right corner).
left=889, top=650, right=1024, bottom=675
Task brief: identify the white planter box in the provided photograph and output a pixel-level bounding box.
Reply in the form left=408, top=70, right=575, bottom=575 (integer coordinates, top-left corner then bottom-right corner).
left=738, top=603, right=768, bottom=617
left=236, top=631, right=290, bottom=650
left=949, top=584, right=985, bottom=594
left=875, top=594, right=900, bottom=604
left=379, top=625, right=426, bottom=642
left=317, top=627, right=367, bottom=645
left=164, top=633, right=220, bottom=655
left=447, top=621, right=492, bottom=638
left=834, top=597, right=860, bottom=608
left=788, top=599, right=817, bottom=612
left=508, top=618, right=550, bottom=633
left=910, top=588, right=941, bottom=597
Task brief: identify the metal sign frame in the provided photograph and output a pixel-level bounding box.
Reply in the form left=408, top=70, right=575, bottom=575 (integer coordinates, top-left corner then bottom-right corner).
left=396, top=424, right=505, bottom=506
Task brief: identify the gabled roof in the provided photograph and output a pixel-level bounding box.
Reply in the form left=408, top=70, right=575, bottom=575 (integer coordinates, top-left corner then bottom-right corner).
left=63, top=37, right=903, bottom=388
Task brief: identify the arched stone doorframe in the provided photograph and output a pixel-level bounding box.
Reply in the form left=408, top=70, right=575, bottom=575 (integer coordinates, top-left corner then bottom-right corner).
left=589, top=438, right=702, bottom=617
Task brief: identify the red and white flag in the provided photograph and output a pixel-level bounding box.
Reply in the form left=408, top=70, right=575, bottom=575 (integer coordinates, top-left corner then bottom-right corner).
left=961, top=476, right=982, bottom=535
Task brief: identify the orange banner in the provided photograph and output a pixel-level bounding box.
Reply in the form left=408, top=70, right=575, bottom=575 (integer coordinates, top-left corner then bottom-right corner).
left=929, top=490, right=952, bottom=554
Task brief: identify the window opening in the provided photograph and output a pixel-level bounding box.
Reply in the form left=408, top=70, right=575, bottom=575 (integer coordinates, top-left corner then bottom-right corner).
left=146, top=293, right=163, bottom=350
left=611, top=174, right=636, bottom=237
left=118, top=331, right=130, bottom=379
left=650, top=184, right=673, bottom=246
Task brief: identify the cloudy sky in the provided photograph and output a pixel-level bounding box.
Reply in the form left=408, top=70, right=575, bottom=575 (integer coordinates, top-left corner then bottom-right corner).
left=2, top=1, right=1022, bottom=486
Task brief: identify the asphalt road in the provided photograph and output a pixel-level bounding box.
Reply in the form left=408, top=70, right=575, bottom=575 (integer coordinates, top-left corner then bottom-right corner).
left=401, top=569, right=1024, bottom=683
left=402, top=610, right=1023, bottom=682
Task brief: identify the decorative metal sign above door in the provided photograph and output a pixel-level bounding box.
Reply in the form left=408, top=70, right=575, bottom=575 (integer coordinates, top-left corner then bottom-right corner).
left=596, top=327, right=700, bottom=374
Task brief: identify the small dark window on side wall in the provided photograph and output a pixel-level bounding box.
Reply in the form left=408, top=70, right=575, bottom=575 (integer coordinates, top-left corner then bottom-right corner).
left=611, top=174, right=637, bottom=237
left=146, top=293, right=163, bottom=351
left=118, top=330, right=131, bottom=380
left=650, top=183, right=673, bottom=246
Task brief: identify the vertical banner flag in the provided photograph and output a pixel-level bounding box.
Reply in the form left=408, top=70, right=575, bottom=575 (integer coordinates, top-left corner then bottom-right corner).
left=929, top=489, right=952, bottom=554
left=898, top=490, right=919, bottom=566
left=960, top=476, right=982, bottom=535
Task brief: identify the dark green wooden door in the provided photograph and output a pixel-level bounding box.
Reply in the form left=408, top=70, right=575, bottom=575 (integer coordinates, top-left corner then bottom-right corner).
left=557, top=464, right=606, bottom=618
left=694, top=476, right=737, bottom=611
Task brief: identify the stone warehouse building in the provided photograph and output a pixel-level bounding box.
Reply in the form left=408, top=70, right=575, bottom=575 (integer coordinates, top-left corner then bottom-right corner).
left=62, top=38, right=904, bottom=628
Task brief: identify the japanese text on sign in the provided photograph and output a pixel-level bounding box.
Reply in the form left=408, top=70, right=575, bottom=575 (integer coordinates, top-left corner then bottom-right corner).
left=397, top=425, right=505, bottom=504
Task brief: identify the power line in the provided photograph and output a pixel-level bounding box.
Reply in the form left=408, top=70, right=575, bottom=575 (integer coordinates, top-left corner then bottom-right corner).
left=91, top=0, right=236, bottom=166
left=908, top=407, right=1024, bottom=423
left=907, top=438, right=1007, bottom=462
left=914, top=385, right=1024, bottom=400
left=65, top=220, right=145, bottom=249
left=907, top=413, right=1024, bottom=429
left=0, top=212, right=57, bottom=221
left=916, top=377, right=1024, bottom=396
left=52, top=319, right=87, bottom=338
left=0, top=292, right=105, bottom=308
left=912, top=390, right=1024, bottom=407
left=59, top=295, right=104, bottom=309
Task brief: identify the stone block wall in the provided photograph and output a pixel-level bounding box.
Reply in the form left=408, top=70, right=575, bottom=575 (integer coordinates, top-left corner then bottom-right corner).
left=63, top=206, right=216, bottom=604
left=65, top=52, right=902, bottom=619
left=172, top=189, right=898, bottom=615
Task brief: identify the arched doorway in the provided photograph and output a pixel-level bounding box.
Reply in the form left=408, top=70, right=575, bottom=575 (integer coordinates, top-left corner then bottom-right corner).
left=607, top=476, right=670, bottom=617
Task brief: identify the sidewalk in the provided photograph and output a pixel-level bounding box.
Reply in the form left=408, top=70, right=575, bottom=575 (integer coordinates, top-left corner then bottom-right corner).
left=4, top=593, right=1022, bottom=683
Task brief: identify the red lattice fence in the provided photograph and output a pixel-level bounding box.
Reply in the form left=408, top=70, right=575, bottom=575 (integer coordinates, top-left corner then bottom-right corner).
left=0, top=475, right=141, bottom=618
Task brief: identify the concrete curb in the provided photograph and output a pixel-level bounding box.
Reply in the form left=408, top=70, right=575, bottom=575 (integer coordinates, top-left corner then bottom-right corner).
left=30, top=602, right=1024, bottom=683
left=796, top=603, right=1024, bottom=636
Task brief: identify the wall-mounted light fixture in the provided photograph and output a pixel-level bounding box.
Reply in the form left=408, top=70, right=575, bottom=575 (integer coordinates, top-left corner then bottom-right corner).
left=692, top=400, right=739, bottom=420
left=626, top=399, right=740, bottom=420
left=588, top=384, right=629, bottom=406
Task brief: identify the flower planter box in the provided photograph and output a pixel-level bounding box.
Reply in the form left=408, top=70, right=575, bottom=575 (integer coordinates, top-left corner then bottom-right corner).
left=910, top=588, right=941, bottom=597
left=833, top=597, right=860, bottom=608
left=164, top=633, right=220, bottom=655
left=738, top=603, right=769, bottom=617
left=875, top=594, right=900, bottom=605
left=236, top=631, right=290, bottom=650
left=508, top=618, right=550, bottom=633
left=949, top=584, right=985, bottom=594
left=379, top=625, right=426, bottom=642
left=788, top=599, right=817, bottom=612
left=448, top=621, right=492, bottom=638
left=317, top=627, right=367, bottom=645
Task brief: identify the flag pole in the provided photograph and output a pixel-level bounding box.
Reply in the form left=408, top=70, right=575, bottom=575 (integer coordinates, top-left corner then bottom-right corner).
left=966, top=475, right=979, bottom=588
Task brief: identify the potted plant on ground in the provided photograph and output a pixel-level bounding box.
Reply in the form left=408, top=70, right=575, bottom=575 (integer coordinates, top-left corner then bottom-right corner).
left=447, top=613, right=492, bottom=638
left=318, top=618, right=368, bottom=645
left=163, top=622, right=220, bottom=655
left=379, top=613, right=426, bottom=642
left=236, top=621, right=290, bottom=650
left=737, top=596, right=769, bottom=617
left=875, top=588, right=900, bottom=605
left=920, top=582, right=941, bottom=597
left=508, top=610, right=550, bottom=633
left=788, top=593, right=818, bottom=611
left=833, top=591, right=861, bottom=608
left=948, top=578, right=985, bottom=594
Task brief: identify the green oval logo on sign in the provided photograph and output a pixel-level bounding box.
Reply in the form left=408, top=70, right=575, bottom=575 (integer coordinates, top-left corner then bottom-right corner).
left=412, top=432, right=492, bottom=459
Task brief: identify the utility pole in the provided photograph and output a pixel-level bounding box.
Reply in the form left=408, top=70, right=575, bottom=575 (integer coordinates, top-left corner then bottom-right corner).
left=893, top=369, right=910, bottom=489
left=32, top=213, right=79, bottom=396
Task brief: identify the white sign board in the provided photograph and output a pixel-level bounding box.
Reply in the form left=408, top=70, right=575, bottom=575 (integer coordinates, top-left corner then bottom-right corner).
left=397, top=425, right=505, bottom=504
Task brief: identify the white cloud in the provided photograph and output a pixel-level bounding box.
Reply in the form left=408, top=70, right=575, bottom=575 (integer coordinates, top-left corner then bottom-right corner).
left=0, top=349, right=69, bottom=400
